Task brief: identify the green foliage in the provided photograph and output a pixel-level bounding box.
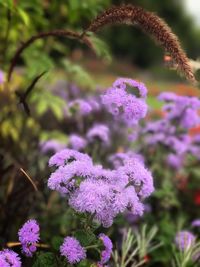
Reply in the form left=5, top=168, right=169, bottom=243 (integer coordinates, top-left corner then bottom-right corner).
left=32, top=252, right=58, bottom=267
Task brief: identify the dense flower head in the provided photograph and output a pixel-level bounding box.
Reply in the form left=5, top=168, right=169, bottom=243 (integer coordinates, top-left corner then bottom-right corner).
left=158, top=93, right=200, bottom=129
left=48, top=160, right=94, bottom=195
left=0, top=70, right=5, bottom=85
left=113, top=78, right=148, bottom=98
left=99, top=234, right=113, bottom=264
left=60, top=237, right=86, bottom=264
left=49, top=149, right=92, bottom=167
left=69, top=134, right=87, bottom=151
left=48, top=145, right=153, bottom=227
left=86, top=124, right=110, bottom=146
left=191, top=219, right=200, bottom=227
left=0, top=249, right=21, bottom=267
left=40, top=139, right=66, bottom=153
left=118, top=157, right=154, bottom=198
left=166, top=153, right=184, bottom=170
left=69, top=177, right=144, bottom=227
left=69, top=99, right=92, bottom=116
left=175, top=231, right=195, bottom=251
left=108, top=152, right=144, bottom=169
left=18, top=219, right=40, bottom=257
left=101, top=78, right=148, bottom=126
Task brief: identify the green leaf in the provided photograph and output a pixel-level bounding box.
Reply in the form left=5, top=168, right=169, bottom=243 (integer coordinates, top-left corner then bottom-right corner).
left=74, top=229, right=96, bottom=247
left=17, top=8, right=30, bottom=26
left=32, top=252, right=57, bottom=267
left=88, top=33, right=112, bottom=63
left=51, top=236, right=63, bottom=251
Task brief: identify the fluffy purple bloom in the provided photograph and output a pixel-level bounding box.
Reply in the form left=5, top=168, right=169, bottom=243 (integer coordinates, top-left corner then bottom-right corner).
left=99, top=234, right=113, bottom=264
left=87, top=124, right=110, bottom=146
left=166, top=153, right=184, bottom=170
left=0, top=70, right=5, bottom=85
left=69, top=134, right=87, bottom=151
left=158, top=92, right=177, bottom=102
left=118, top=158, right=154, bottom=198
left=0, top=249, right=21, bottom=267
left=175, top=231, right=195, bottom=251
left=48, top=160, right=94, bottom=195
left=40, top=140, right=66, bottom=153
left=49, top=149, right=92, bottom=167
left=113, top=78, right=147, bottom=98
left=69, top=177, right=144, bottom=227
left=108, top=152, right=144, bottom=169
left=18, top=219, right=40, bottom=257
left=60, top=237, right=86, bottom=264
left=191, top=219, right=200, bottom=227
left=159, top=93, right=200, bottom=129
left=101, top=78, right=148, bottom=126
left=69, top=99, right=92, bottom=116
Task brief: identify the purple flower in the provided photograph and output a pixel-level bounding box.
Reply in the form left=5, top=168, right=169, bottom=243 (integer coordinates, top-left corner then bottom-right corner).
left=49, top=149, right=92, bottom=167
left=18, top=219, right=40, bottom=257
left=158, top=92, right=177, bottom=102
left=69, top=134, right=87, bottom=151
left=40, top=140, right=66, bottom=153
left=69, top=177, right=144, bottom=227
left=113, top=78, right=147, bottom=98
left=175, top=231, right=195, bottom=251
left=159, top=93, right=200, bottom=129
left=166, top=153, right=184, bottom=170
left=99, top=234, right=113, bottom=264
left=86, top=124, right=110, bottom=146
left=191, top=219, right=200, bottom=227
left=0, top=249, right=21, bottom=267
left=0, top=70, right=5, bottom=85
left=108, top=152, right=144, bottom=169
left=101, top=78, right=148, bottom=126
left=60, top=237, right=86, bottom=264
left=48, top=160, right=94, bottom=195
left=118, top=158, right=154, bottom=198
left=69, top=99, right=92, bottom=116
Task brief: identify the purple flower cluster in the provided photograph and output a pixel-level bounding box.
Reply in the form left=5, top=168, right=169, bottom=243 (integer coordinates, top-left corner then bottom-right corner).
left=142, top=92, right=200, bottom=169
left=175, top=231, right=195, bottom=251
left=0, top=70, right=4, bottom=85
left=69, top=134, right=87, bottom=151
left=191, top=219, right=200, bottom=227
left=48, top=148, right=154, bottom=227
left=40, top=140, right=66, bottom=154
left=18, top=219, right=40, bottom=257
left=0, top=249, right=21, bottom=267
left=99, top=234, right=113, bottom=264
left=101, top=78, right=148, bottom=126
left=60, top=237, right=86, bottom=264
left=158, top=92, right=200, bottom=129
left=86, top=124, right=110, bottom=146
left=69, top=99, right=92, bottom=116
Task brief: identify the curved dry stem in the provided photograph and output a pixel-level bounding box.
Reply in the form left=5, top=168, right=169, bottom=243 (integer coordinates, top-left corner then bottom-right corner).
left=8, top=29, right=95, bottom=82
left=87, top=5, right=196, bottom=84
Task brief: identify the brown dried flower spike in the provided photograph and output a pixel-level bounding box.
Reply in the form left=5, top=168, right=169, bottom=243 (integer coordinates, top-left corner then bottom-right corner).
left=87, top=5, right=196, bottom=84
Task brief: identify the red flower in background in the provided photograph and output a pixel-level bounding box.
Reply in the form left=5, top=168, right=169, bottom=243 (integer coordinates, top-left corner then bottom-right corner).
left=189, top=125, right=200, bottom=136
left=143, top=255, right=150, bottom=263
left=194, top=190, right=200, bottom=205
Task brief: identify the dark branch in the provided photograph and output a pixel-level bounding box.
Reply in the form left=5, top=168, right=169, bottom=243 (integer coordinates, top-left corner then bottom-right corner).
left=8, top=29, right=95, bottom=82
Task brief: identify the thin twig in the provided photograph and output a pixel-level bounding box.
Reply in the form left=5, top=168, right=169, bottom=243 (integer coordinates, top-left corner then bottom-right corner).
left=6, top=242, right=50, bottom=248
left=8, top=29, right=95, bottom=81
left=20, top=168, right=38, bottom=192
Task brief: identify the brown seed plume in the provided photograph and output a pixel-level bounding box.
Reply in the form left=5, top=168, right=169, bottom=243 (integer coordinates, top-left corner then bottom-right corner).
left=87, top=5, right=196, bottom=84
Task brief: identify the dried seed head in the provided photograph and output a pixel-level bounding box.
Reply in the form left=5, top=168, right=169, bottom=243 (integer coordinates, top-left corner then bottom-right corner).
left=87, top=5, right=196, bottom=84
